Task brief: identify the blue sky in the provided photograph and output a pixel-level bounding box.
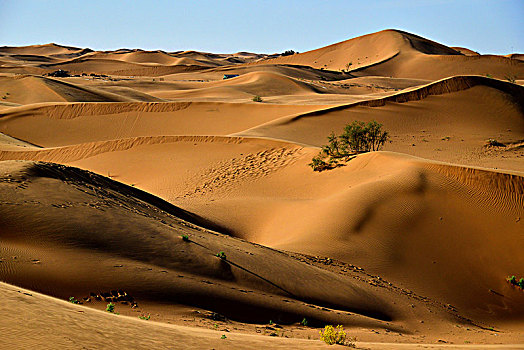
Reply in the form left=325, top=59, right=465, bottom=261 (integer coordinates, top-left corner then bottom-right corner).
left=0, top=0, right=522, bottom=54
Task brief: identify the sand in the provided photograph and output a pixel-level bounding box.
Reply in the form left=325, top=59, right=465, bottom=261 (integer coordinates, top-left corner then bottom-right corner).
left=0, top=29, right=523, bottom=349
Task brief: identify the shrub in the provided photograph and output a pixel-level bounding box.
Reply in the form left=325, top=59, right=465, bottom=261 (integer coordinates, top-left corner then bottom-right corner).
left=106, top=302, right=115, bottom=313
left=340, top=120, right=389, bottom=152
left=138, top=314, right=150, bottom=320
left=221, top=334, right=227, bottom=339
left=308, top=154, right=332, bottom=171
left=216, top=251, right=227, bottom=260
left=68, top=296, right=79, bottom=304
left=281, top=50, right=298, bottom=56
left=507, top=275, right=524, bottom=289
left=486, top=139, right=505, bottom=147
left=252, top=95, right=263, bottom=102
left=181, top=234, right=189, bottom=242
left=505, top=74, right=517, bottom=84
left=301, top=317, right=308, bottom=327
left=319, top=325, right=354, bottom=346
left=310, top=120, right=389, bottom=171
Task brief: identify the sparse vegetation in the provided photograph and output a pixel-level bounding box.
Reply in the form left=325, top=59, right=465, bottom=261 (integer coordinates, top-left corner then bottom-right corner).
left=344, top=62, right=352, bottom=72
left=309, top=121, right=389, bottom=171
left=319, top=325, right=354, bottom=346
left=507, top=275, right=524, bottom=289
left=106, top=302, right=115, bottom=313
left=485, top=138, right=505, bottom=147
left=181, top=234, right=189, bottom=242
left=252, top=95, right=263, bottom=102
left=281, top=50, right=298, bottom=56
left=301, top=317, right=308, bottom=327
left=221, top=334, right=227, bottom=339
left=216, top=251, right=227, bottom=260
left=138, top=313, right=150, bottom=320
left=68, top=296, right=79, bottom=304
left=505, top=74, right=517, bottom=83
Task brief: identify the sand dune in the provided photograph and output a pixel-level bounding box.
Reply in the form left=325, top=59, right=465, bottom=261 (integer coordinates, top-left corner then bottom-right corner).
left=1, top=29, right=523, bottom=348
left=0, top=101, right=325, bottom=146
left=254, top=30, right=523, bottom=80
left=238, top=76, right=524, bottom=170
left=0, top=43, right=88, bottom=57
left=0, top=74, right=149, bottom=104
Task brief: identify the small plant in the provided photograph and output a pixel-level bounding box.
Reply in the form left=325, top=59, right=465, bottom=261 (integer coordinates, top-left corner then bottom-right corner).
left=214, top=323, right=218, bottom=329
left=252, top=95, right=263, bottom=102
left=301, top=317, right=308, bottom=327
left=221, top=334, right=227, bottom=339
left=507, top=275, right=524, bottom=289
left=505, top=74, right=517, bottom=84
left=269, top=320, right=273, bottom=325
left=216, top=251, right=227, bottom=260
left=281, top=50, right=298, bottom=56
left=344, top=62, right=352, bottom=72
left=319, top=325, right=354, bottom=346
left=106, top=302, right=115, bottom=313
left=485, top=74, right=492, bottom=78
left=486, top=138, right=505, bottom=147
left=181, top=234, right=189, bottom=242
left=68, top=296, right=79, bottom=304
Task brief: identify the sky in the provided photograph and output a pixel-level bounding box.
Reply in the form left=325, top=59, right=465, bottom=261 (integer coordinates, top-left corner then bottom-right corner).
left=0, top=0, right=522, bottom=55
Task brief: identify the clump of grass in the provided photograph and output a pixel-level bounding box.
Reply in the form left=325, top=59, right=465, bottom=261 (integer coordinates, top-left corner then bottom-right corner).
left=507, top=275, right=524, bottom=289
left=216, top=251, right=227, bottom=260
left=106, top=302, right=115, bottom=313
left=138, top=313, right=150, bottom=320
left=505, top=74, right=517, bottom=84
left=252, top=95, right=263, bottom=102
left=181, top=234, right=189, bottom=242
left=301, top=317, right=308, bottom=327
left=485, top=139, right=505, bottom=147
left=221, top=334, right=227, bottom=339
left=68, top=296, right=79, bottom=304
left=319, top=325, right=355, bottom=347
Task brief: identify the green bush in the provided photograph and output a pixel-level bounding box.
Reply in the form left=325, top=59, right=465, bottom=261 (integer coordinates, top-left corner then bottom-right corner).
left=252, top=95, right=263, bottom=102
left=301, top=317, right=308, bottom=327
left=309, top=120, right=389, bottom=171
left=68, top=296, right=79, bottom=304
left=106, top=302, right=115, bottom=313
left=216, top=251, right=227, bottom=260
left=319, top=325, right=354, bottom=346
left=181, top=234, right=189, bottom=242
left=138, top=314, right=150, bottom=320
left=507, top=275, right=524, bottom=289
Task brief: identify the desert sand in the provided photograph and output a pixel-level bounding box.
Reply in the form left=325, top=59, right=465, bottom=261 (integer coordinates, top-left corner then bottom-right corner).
left=1, top=29, right=523, bottom=349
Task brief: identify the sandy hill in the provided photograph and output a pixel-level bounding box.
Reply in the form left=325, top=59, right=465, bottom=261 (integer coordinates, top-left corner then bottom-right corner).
left=0, top=74, right=162, bottom=104
left=254, top=30, right=524, bottom=80
left=0, top=43, right=87, bottom=56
